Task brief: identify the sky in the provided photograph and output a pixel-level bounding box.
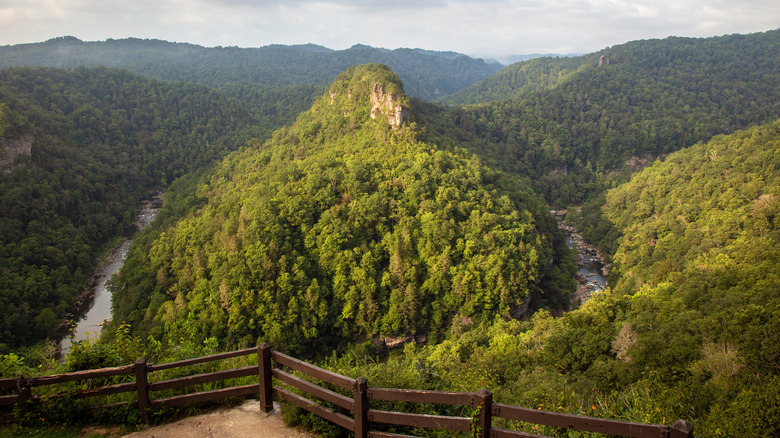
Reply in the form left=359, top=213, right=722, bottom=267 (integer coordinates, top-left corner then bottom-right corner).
left=0, top=0, right=778, bottom=62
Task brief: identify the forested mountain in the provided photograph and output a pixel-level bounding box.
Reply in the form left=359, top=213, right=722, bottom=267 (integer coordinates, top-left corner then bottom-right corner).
left=438, top=54, right=593, bottom=105
left=0, top=37, right=501, bottom=100
left=0, top=66, right=263, bottom=350
left=596, top=121, right=780, bottom=436
left=2, top=28, right=780, bottom=436
left=325, top=120, right=780, bottom=437
left=109, top=64, right=574, bottom=355
left=442, top=30, right=780, bottom=106
left=428, top=30, right=780, bottom=206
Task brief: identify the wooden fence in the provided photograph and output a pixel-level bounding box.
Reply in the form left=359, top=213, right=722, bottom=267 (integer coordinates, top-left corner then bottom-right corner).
left=0, top=344, right=694, bottom=437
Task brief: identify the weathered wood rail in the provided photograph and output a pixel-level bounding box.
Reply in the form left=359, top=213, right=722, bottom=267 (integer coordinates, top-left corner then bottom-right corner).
left=0, top=344, right=694, bottom=437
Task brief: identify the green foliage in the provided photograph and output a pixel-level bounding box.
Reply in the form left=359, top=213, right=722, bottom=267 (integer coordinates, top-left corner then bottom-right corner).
left=0, top=103, right=28, bottom=140
left=0, top=37, right=501, bottom=100
left=0, top=424, right=90, bottom=438
left=0, top=65, right=270, bottom=348
left=221, top=83, right=325, bottom=139
left=439, top=54, right=594, bottom=105
left=426, top=30, right=780, bottom=207
left=111, top=64, right=565, bottom=356
left=0, top=353, right=27, bottom=378
left=66, top=323, right=143, bottom=372
left=598, top=121, right=780, bottom=434
left=314, top=121, right=780, bottom=437
left=704, top=376, right=780, bottom=438
left=0, top=342, right=60, bottom=378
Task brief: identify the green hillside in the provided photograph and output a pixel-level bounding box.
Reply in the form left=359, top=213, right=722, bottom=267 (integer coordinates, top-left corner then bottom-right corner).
left=442, top=30, right=780, bottom=106
left=0, top=37, right=501, bottom=100
left=1, top=29, right=779, bottom=436
left=109, top=64, right=573, bottom=355
left=427, top=30, right=780, bottom=206
left=326, top=120, right=780, bottom=437
left=596, top=120, right=780, bottom=436
left=438, top=54, right=593, bottom=105
left=0, top=67, right=260, bottom=350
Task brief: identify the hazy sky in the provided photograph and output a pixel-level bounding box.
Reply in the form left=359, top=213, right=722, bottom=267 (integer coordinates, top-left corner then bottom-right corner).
left=1, top=0, right=777, bottom=61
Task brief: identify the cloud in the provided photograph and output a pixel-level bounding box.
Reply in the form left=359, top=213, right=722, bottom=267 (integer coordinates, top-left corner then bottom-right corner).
left=197, top=0, right=509, bottom=9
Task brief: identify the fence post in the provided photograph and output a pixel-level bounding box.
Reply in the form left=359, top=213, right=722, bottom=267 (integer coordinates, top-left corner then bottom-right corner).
left=354, top=377, right=369, bottom=438
left=476, top=389, right=492, bottom=438
left=258, top=343, right=273, bottom=413
left=671, top=420, right=694, bottom=438
left=16, top=376, right=30, bottom=418
left=135, top=358, right=149, bottom=424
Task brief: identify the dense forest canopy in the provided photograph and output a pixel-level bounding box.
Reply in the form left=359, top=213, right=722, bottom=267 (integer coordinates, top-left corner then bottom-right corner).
left=109, top=64, right=573, bottom=355
left=0, top=66, right=265, bottom=350
left=442, top=30, right=780, bottom=106
left=0, top=37, right=502, bottom=100
left=438, top=54, right=595, bottom=105
left=427, top=29, right=780, bottom=207
left=1, top=28, right=779, bottom=437
left=323, top=120, right=780, bottom=438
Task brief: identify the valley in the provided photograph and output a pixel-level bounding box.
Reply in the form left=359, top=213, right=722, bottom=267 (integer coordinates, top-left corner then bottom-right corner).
left=58, top=193, right=162, bottom=356
left=552, top=210, right=608, bottom=306
left=0, top=29, right=779, bottom=437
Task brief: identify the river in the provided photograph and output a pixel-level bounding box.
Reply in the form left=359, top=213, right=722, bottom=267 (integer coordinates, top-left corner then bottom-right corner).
left=59, top=193, right=162, bottom=356
left=551, top=210, right=609, bottom=306
left=566, top=233, right=608, bottom=302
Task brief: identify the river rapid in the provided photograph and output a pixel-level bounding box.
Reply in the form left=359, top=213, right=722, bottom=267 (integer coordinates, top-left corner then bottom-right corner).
left=59, top=193, right=162, bottom=356
left=551, top=210, right=609, bottom=306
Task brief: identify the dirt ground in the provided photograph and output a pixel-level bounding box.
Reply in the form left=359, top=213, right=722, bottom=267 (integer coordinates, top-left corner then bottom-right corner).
left=117, top=400, right=316, bottom=438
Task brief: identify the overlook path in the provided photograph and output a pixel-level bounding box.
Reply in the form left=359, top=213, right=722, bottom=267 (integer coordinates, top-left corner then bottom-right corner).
left=122, top=400, right=315, bottom=438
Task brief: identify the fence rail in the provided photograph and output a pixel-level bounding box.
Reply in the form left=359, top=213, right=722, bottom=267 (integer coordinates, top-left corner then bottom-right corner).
left=0, top=343, right=694, bottom=437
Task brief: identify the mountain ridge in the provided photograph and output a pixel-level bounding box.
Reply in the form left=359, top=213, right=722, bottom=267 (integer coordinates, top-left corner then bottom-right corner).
left=427, top=28, right=780, bottom=208
left=1, top=30, right=779, bottom=435
left=441, top=29, right=780, bottom=105
left=0, top=37, right=502, bottom=100
left=108, top=64, right=570, bottom=354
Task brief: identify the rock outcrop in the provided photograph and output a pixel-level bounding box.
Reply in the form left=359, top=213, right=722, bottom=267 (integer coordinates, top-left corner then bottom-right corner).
left=372, top=334, right=428, bottom=352
left=0, top=133, right=32, bottom=173
left=369, top=83, right=409, bottom=129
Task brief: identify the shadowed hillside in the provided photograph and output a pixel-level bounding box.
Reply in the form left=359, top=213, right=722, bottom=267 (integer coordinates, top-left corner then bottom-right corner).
left=0, top=37, right=502, bottom=100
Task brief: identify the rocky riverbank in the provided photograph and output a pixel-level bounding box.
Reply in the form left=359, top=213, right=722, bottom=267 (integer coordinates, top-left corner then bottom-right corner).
left=551, top=210, right=610, bottom=307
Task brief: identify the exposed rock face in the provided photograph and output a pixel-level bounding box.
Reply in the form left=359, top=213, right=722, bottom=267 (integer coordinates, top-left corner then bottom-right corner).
left=372, top=334, right=427, bottom=352
left=548, top=165, right=569, bottom=179
left=511, top=292, right=534, bottom=319
left=369, top=83, right=409, bottom=129
left=0, top=133, right=32, bottom=173
left=599, top=55, right=610, bottom=66
left=624, top=155, right=656, bottom=173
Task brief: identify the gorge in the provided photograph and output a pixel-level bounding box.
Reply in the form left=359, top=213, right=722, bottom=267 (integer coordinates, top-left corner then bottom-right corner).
left=58, top=194, right=162, bottom=356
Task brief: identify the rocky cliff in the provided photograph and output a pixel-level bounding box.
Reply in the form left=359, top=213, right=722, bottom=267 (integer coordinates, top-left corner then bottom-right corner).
left=0, top=133, right=32, bottom=173
left=369, top=83, right=409, bottom=129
